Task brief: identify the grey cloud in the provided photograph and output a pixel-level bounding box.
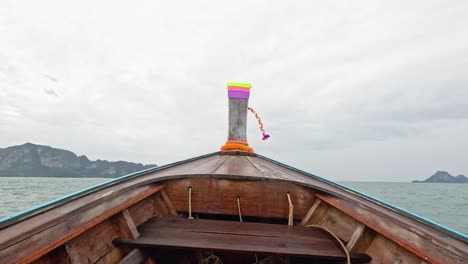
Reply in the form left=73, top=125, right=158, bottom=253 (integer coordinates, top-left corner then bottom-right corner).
left=0, top=0, right=467, bottom=181
left=43, top=87, right=58, bottom=97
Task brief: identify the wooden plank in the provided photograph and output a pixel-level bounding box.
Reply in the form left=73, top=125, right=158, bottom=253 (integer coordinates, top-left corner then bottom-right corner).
left=306, top=201, right=329, bottom=225
left=366, top=234, right=422, bottom=264
left=228, top=98, right=249, bottom=141
left=0, top=184, right=165, bottom=264
left=213, top=156, right=263, bottom=176
left=300, top=198, right=321, bottom=225
left=64, top=242, right=82, bottom=264
left=111, top=209, right=140, bottom=239
left=119, top=249, right=145, bottom=264
left=316, top=193, right=468, bottom=264
left=122, top=217, right=371, bottom=263
left=165, top=178, right=316, bottom=219
left=317, top=206, right=361, bottom=242
left=159, top=189, right=178, bottom=216
left=115, top=232, right=371, bottom=263
left=64, top=219, right=117, bottom=264
left=127, top=197, right=155, bottom=227
left=346, top=223, right=366, bottom=251
left=348, top=225, right=377, bottom=253
left=139, top=217, right=333, bottom=241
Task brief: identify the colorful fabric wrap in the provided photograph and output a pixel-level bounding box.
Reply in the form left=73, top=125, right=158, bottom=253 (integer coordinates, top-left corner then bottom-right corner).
left=227, top=82, right=251, bottom=99
left=220, top=142, right=254, bottom=152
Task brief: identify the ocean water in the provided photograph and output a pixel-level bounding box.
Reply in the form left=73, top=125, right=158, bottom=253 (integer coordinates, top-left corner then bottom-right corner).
left=0, top=178, right=466, bottom=235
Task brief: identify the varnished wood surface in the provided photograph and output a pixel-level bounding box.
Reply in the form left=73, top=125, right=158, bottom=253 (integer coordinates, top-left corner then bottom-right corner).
left=115, top=217, right=371, bottom=263
left=317, top=193, right=468, bottom=264
left=165, top=178, right=316, bottom=219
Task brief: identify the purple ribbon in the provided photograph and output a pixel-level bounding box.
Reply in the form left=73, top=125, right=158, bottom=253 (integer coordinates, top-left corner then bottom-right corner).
left=228, top=90, right=250, bottom=99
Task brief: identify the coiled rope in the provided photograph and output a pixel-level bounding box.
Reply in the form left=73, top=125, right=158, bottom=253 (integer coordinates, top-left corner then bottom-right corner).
left=248, top=107, right=270, bottom=140
left=305, top=224, right=351, bottom=264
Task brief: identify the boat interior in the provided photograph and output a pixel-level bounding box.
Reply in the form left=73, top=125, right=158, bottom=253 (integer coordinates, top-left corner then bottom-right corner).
left=1, top=151, right=467, bottom=264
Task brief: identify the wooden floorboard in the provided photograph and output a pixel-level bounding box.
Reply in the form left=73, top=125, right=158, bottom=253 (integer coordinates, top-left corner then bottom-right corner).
left=115, top=217, right=371, bottom=263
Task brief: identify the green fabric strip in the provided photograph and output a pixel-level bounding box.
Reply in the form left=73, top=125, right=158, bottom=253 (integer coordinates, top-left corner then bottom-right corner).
left=227, top=82, right=252, bottom=88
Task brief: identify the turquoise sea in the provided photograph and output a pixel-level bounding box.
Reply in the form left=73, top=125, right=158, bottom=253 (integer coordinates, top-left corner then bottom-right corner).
left=0, top=178, right=466, bottom=235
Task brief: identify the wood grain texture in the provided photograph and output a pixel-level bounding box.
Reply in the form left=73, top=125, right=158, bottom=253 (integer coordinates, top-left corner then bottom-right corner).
left=111, top=209, right=140, bottom=239
left=366, top=234, right=422, bottom=264
left=64, top=219, right=117, bottom=264
left=228, top=98, right=249, bottom=141
left=164, top=178, right=316, bottom=219
left=127, top=197, right=155, bottom=227
left=0, top=185, right=164, bottom=264
left=64, top=242, right=82, bottom=264
left=349, top=225, right=377, bottom=254
left=317, top=205, right=361, bottom=242
left=300, top=198, right=321, bottom=225
left=159, top=189, right=178, bottom=216
left=317, top=193, right=468, bottom=264
left=115, top=217, right=371, bottom=263
left=346, top=223, right=366, bottom=251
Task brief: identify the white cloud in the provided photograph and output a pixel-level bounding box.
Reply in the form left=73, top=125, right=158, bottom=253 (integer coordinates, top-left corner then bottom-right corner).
left=1, top=0, right=467, bottom=180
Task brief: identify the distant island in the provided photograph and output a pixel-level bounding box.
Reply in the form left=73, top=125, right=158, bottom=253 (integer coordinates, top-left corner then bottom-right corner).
left=413, top=171, right=468, bottom=183
left=0, top=143, right=157, bottom=178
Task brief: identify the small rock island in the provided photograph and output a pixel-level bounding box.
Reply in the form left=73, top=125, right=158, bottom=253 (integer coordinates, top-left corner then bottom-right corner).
left=413, top=171, right=468, bottom=183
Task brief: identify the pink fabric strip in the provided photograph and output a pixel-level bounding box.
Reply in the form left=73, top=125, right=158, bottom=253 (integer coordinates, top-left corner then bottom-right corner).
left=228, top=86, right=251, bottom=92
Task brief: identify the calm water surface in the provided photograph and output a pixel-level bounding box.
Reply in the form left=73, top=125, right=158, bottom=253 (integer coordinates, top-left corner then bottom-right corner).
left=0, top=178, right=466, bottom=235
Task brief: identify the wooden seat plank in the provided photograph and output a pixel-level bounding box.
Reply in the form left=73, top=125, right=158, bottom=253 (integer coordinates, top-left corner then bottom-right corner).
left=115, top=217, right=371, bottom=263
left=139, top=217, right=331, bottom=240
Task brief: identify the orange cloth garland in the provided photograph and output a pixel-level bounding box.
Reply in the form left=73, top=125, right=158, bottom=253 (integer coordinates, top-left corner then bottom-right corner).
left=220, top=143, right=254, bottom=152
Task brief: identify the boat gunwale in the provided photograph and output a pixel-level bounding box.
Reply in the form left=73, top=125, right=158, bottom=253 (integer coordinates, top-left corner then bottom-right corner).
left=1, top=151, right=466, bottom=244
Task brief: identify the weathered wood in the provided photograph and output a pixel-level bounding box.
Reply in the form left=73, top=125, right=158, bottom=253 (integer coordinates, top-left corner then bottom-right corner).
left=346, top=223, right=366, bottom=251
left=64, top=242, right=82, bottom=264
left=300, top=198, right=322, bottom=225
left=0, top=184, right=165, bottom=264
left=64, top=219, right=117, bottom=264
left=127, top=197, right=155, bottom=227
left=317, top=205, right=361, bottom=242
left=228, top=98, right=249, bottom=141
left=306, top=201, right=329, bottom=225
left=316, top=193, right=468, bottom=264
left=139, top=217, right=332, bottom=240
left=348, top=225, right=377, bottom=253
left=366, top=234, right=422, bottom=264
left=159, top=189, right=178, bottom=216
left=112, top=209, right=140, bottom=239
left=165, top=178, right=316, bottom=219
left=115, top=217, right=371, bottom=263
left=119, top=249, right=145, bottom=264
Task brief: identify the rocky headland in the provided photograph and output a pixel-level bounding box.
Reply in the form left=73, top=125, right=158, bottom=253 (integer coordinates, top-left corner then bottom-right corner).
left=0, top=143, right=156, bottom=178
left=413, top=171, right=468, bottom=183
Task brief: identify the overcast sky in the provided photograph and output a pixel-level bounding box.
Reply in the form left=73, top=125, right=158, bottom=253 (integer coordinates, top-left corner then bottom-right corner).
left=1, top=1, right=467, bottom=181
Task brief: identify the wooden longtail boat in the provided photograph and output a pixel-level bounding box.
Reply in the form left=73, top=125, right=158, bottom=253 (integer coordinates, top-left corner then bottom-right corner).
left=1, top=83, right=467, bottom=264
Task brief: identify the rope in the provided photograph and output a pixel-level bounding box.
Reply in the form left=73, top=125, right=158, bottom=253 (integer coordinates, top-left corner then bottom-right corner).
left=188, top=187, right=194, bottom=219
left=247, top=107, right=270, bottom=140
left=237, top=196, right=243, bottom=222
left=199, top=254, right=224, bottom=264
left=305, top=225, right=351, bottom=264
left=286, top=193, right=293, bottom=226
